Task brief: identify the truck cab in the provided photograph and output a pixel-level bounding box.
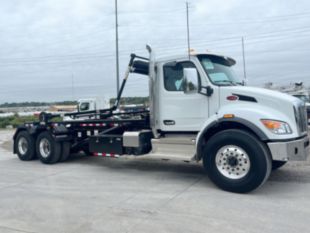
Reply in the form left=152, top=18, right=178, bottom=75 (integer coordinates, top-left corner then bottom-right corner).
left=147, top=49, right=309, bottom=192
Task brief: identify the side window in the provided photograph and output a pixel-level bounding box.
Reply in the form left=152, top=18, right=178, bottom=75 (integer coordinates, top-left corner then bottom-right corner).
left=79, top=102, right=90, bottom=112
left=163, top=61, right=197, bottom=92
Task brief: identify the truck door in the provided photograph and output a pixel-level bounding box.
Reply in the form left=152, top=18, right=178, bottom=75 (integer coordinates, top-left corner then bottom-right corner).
left=158, top=60, right=208, bottom=132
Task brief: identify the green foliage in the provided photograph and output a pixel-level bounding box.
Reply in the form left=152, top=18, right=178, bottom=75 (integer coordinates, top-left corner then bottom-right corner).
left=0, top=115, right=38, bottom=128
left=0, top=101, right=77, bottom=108
left=0, top=98, right=149, bottom=108
left=0, top=97, right=149, bottom=128
left=109, top=97, right=149, bottom=106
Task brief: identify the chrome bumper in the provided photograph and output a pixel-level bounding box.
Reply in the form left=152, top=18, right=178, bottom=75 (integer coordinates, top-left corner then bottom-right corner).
left=267, top=136, right=310, bottom=161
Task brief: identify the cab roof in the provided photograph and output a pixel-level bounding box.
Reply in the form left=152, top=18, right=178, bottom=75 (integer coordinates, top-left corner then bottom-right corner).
left=155, top=51, right=236, bottom=66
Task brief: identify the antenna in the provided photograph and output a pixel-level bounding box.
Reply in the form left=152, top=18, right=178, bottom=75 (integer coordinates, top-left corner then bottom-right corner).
left=242, top=37, right=247, bottom=83
left=186, top=2, right=191, bottom=60
left=115, top=0, right=120, bottom=96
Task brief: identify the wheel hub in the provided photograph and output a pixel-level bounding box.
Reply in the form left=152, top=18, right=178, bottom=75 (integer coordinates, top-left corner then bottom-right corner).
left=227, top=156, right=238, bottom=167
left=18, top=137, right=28, bottom=155
left=215, top=145, right=251, bottom=179
left=39, top=138, right=51, bottom=158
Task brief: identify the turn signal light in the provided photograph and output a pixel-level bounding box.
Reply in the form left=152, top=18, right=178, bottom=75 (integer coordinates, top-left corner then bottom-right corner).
left=223, top=114, right=235, bottom=118
left=261, top=120, right=281, bottom=130
left=260, top=119, right=292, bottom=134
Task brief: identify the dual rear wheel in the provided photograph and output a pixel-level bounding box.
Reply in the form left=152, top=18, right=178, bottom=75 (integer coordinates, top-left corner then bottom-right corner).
left=15, top=131, right=71, bottom=164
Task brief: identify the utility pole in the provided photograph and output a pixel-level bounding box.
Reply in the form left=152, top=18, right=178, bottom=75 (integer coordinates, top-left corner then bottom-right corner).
left=115, top=0, right=120, bottom=95
left=186, top=2, right=191, bottom=60
left=242, top=37, right=247, bottom=83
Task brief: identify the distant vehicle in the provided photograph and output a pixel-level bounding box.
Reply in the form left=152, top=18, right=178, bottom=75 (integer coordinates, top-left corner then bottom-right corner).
left=13, top=47, right=309, bottom=193
left=78, top=97, right=109, bottom=113
left=62, top=97, right=110, bottom=121
left=280, top=83, right=310, bottom=124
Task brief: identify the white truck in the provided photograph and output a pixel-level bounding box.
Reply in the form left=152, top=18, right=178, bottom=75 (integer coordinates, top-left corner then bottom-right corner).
left=78, top=97, right=109, bottom=113
left=13, top=46, right=309, bottom=193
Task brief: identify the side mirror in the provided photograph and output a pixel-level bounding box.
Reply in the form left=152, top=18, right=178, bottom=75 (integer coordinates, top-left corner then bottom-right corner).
left=183, top=68, right=199, bottom=93
left=200, top=85, right=214, bottom=97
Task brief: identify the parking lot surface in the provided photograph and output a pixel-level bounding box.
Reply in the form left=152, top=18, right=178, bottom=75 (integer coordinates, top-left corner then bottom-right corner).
left=0, top=129, right=310, bottom=233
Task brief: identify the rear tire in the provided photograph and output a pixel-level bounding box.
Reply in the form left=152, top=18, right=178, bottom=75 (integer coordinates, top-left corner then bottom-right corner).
left=59, top=142, right=71, bottom=162
left=15, top=131, right=36, bottom=161
left=203, top=129, right=272, bottom=193
left=36, top=131, right=61, bottom=164
left=272, top=161, right=287, bottom=170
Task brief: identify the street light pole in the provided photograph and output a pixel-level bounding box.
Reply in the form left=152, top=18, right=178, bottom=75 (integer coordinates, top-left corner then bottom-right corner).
left=115, top=0, right=120, bottom=95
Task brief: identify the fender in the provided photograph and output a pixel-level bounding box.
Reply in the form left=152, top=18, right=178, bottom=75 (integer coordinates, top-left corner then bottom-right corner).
left=13, top=126, right=28, bottom=140
left=195, top=116, right=268, bottom=161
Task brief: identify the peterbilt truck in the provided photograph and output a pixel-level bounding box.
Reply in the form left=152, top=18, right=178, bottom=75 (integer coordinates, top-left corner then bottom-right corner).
left=13, top=46, right=309, bottom=193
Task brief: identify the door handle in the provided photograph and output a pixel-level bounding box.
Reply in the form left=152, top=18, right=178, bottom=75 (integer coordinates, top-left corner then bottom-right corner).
left=163, top=120, right=175, bottom=125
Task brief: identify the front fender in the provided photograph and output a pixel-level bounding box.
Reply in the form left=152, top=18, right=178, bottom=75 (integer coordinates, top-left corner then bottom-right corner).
left=217, top=103, right=299, bottom=140
left=195, top=103, right=298, bottom=160
left=195, top=115, right=268, bottom=161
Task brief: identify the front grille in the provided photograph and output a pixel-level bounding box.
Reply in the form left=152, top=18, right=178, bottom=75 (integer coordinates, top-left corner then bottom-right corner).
left=295, top=104, right=308, bottom=133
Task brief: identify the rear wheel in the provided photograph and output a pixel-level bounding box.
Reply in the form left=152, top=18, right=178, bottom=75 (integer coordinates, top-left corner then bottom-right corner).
left=59, top=142, right=71, bottom=162
left=272, top=161, right=287, bottom=170
left=15, top=131, right=36, bottom=161
left=36, top=131, right=61, bottom=164
left=203, top=129, right=272, bottom=193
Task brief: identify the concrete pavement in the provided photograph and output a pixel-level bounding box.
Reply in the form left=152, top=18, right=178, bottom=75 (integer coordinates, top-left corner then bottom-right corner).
left=0, top=129, right=310, bottom=233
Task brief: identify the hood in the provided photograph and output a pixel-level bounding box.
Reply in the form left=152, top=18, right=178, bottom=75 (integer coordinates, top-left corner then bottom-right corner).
left=219, top=86, right=308, bottom=136
left=220, top=86, right=302, bottom=107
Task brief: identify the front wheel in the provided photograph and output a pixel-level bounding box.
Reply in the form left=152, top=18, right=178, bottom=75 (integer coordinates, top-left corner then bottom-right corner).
left=203, top=129, right=272, bottom=193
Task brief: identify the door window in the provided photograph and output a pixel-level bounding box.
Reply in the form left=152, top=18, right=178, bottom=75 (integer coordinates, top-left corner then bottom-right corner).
left=163, top=61, right=197, bottom=92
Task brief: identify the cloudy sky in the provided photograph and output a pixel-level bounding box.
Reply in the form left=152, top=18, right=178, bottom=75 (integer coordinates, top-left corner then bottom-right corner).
left=0, top=0, right=310, bottom=103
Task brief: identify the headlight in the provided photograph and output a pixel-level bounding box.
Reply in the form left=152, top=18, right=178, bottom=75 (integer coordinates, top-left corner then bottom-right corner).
left=260, top=119, right=292, bottom=135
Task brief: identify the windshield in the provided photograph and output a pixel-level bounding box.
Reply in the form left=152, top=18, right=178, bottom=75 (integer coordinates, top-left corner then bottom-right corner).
left=293, top=95, right=310, bottom=103
left=198, top=55, right=242, bottom=86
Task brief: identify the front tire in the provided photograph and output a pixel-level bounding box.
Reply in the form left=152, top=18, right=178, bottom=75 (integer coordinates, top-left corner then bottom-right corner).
left=36, top=131, right=61, bottom=164
left=203, top=129, right=272, bottom=193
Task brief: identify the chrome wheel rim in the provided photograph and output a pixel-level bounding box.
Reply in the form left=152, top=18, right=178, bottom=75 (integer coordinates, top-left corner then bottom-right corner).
left=39, top=138, right=51, bottom=158
left=18, top=137, right=28, bottom=155
left=215, top=145, right=251, bottom=179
